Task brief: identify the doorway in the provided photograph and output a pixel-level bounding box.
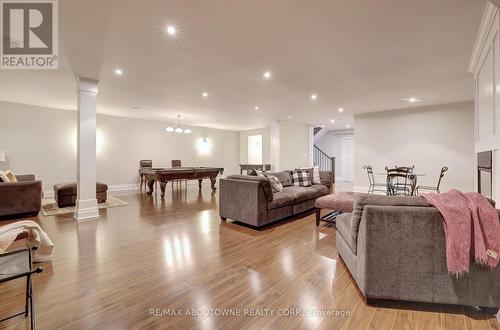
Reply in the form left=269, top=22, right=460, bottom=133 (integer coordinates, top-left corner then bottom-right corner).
left=341, top=136, right=354, bottom=182
left=248, top=135, right=263, bottom=164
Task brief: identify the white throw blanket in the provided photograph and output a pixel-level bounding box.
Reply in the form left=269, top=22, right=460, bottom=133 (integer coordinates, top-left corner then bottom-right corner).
left=0, top=220, right=54, bottom=262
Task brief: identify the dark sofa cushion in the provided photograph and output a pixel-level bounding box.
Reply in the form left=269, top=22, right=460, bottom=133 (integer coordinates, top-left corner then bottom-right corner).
left=268, top=192, right=294, bottom=210
left=309, top=184, right=329, bottom=196
left=268, top=171, right=293, bottom=187
left=281, top=186, right=317, bottom=202
left=226, top=174, right=273, bottom=202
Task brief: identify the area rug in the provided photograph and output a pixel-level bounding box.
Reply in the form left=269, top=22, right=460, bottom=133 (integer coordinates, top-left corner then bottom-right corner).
left=41, top=196, right=128, bottom=216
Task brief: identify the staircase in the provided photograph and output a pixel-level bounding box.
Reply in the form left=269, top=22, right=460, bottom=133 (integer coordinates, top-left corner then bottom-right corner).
left=313, top=145, right=335, bottom=173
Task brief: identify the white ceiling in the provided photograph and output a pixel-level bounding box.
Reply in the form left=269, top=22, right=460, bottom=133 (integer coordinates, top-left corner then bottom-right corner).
left=0, top=0, right=486, bottom=131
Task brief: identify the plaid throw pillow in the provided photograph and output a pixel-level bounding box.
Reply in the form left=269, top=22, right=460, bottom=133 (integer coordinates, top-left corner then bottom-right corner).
left=291, top=170, right=312, bottom=187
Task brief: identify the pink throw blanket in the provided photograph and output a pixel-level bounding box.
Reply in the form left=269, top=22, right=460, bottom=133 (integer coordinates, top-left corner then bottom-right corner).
left=421, top=189, right=500, bottom=275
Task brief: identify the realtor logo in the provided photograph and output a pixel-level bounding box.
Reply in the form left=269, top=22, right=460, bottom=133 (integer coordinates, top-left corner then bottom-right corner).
left=1, top=0, right=58, bottom=69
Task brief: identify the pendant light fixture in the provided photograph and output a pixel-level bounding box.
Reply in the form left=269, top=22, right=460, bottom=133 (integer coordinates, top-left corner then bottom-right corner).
left=166, top=115, right=192, bottom=134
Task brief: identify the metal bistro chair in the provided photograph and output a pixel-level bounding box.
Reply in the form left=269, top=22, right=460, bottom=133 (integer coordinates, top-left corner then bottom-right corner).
left=0, top=247, right=43, bottom=329
left=416, top=166, right=448, bottom=194
left=363, top=165, right=387, bottom=194
left=395, top=165, right=414, bottom=174
left=386, top=167, right=417, bottom=196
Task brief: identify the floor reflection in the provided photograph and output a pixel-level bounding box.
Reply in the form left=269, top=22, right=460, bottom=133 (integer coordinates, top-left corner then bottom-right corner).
left=163, top=234, right=193, bottom=270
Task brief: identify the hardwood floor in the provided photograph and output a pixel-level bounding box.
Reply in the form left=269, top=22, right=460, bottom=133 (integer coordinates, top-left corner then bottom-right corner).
left=0, top=185, right=498, bottom=329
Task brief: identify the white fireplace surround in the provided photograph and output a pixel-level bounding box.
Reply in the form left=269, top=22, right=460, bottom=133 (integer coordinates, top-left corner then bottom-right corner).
left=469, top=1, right=500, bottom=203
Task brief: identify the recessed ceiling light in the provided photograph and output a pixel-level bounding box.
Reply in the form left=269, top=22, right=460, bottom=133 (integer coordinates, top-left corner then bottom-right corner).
left=254, top=106, right=259, bottom=110
left=114, top=68, right=123, bottom=76
left=166, top=25, right=176, bottom=35
left=401, top=97, right=422, bottom=103
left=346, top=125, right=350, bottom=128
left=338, top=108, right=344, bottom=112
left=202, top=92, right=208, bottom=98
left=330, top=119, right=335, bottom=123
left=311, top=94, right=318, bottom=100
left=263, top=71, right=272, bottom=79
left=288, top=115, right=292, bottom=119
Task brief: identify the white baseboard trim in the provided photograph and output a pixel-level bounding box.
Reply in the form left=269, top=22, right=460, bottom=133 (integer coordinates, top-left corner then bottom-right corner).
left=108, top=184, right=140, bottom=192
left=354, top=186, right=369, bottom=193
left=74, top=198, right=99, bottom=220
left=354, top=186, right=388, bottom=195
left=43, top=181, right=204, bottom=198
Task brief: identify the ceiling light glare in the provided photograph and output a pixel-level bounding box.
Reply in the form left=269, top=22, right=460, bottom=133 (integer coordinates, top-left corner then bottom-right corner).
left=166, top=25, right=176, bottom=35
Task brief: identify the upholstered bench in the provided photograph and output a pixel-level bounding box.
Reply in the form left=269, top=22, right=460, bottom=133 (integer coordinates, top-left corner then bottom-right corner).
left=315, top=192, right=368, bottom=225
left=54, top=182, right=108, bottom=208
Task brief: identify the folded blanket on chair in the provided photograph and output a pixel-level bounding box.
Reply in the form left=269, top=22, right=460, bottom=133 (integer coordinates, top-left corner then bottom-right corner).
left=0, top=220, right=54, bottom=262
left=421, top=189, right=500, bottom=275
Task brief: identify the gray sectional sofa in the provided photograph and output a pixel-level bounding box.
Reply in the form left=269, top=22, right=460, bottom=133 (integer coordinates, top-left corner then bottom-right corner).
left=219, top=170, right=333, bottom=227
left=336, top=194, right=500, bottom=310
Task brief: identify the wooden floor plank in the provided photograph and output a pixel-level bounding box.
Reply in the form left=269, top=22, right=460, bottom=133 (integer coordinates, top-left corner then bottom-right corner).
left=392, top=301, right=420, bottom=330
left=0, top=187, right=496, bottom=329
left=366, top=300, right=400, bottom=330
left=441, top=304, right=465, bottom=330
left=416, top=303, right=442, bottom=330
left=463, top=306, right=493, bottom=330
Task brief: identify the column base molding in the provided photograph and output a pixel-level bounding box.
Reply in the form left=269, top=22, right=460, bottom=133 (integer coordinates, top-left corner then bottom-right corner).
left=74, top=198, right=99, bottom=220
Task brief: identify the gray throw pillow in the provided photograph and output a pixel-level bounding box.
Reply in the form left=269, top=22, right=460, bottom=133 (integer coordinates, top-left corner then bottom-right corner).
left=266, top=174, right=283, bottom=192
left=268, top=171, right=293, bottom=187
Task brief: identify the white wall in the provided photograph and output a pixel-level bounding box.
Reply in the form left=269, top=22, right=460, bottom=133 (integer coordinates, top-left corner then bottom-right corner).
left=0, top=101, right=240, bottom=193
left=279, top=123, right=313, bottom=170
left=315, top=129, right=354, bottom=179
left=239, top=127, right=270, bottom=165
left=354, top=102, right=475, bottom=192
left=239, top=123, right=313, bottom=171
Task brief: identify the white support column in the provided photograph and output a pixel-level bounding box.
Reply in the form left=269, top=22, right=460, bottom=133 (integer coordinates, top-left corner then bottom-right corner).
left=74, top=77, right=99, bottom=221
left=308, top=125, right=314, bottom=167
left=270, top=121, right=280, bottom=171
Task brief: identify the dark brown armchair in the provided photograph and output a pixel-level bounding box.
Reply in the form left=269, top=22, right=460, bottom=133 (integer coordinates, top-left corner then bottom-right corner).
left=0, top=174, right=42, bottom=218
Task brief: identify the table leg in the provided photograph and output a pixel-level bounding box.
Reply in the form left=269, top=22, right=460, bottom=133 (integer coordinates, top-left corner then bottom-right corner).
left=198, top=179, right=203, bottom=189
left=147, top=179, right=155, bottom=195
left=210, top=177, right=217, bottom=191
left=160, top=182, right=167, bottom=198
